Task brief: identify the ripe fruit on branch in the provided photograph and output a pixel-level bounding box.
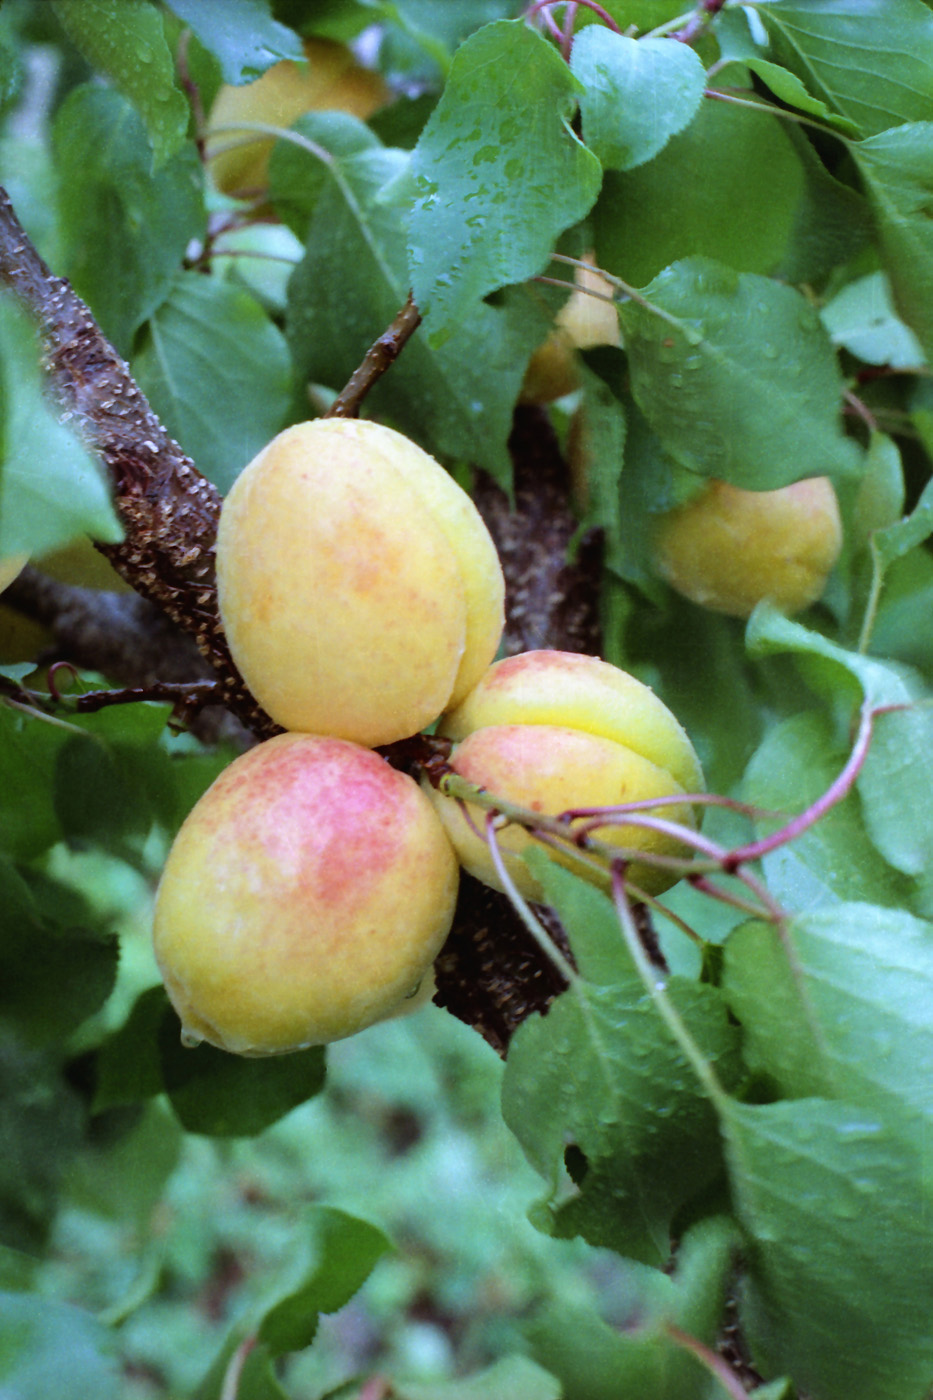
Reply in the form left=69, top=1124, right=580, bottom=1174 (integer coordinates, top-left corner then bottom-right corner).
left=652, top=477, right=842, bottom=619
left=521, top=255, right=620, bottom=404
left=205, top=38, right=389, bottom=198
left=427, top=650, right=704, bottom=901
left=153, top=733, right=459, bottom=1056
left=216, top=418, right=505, bottom=747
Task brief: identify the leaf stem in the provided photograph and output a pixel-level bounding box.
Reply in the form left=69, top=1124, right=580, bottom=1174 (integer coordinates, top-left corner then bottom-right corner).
left=704, top=87, right=848, bottom=142
left=665, top=1323, right=749, bottom=1400
left=484, top=815, right=581, bottom=986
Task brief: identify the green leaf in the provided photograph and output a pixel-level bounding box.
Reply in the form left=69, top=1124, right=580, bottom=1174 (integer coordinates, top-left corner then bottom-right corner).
left=722, top=904, right=933, bottom=1121
left=0, top=705, right=67, bottom=860
left=0, top=857, right=119, bottom=1049
left=133, top=273, right=292, bottom=493
left=619, top=258, right=858, bottom=488
left=164, top=0, right=303, bottom=82
left=851, top=123, right=933, bottom=362
left=0, top=1292, right=122, bottom=1400
left=53, top=85, right=205, bottom=355
left=281, top=118, right=547, bottom=483
left=593, top=97, right=807, bottom=287
left=741, top=712, right=917, bottom=914
left=51, top=0, right=189, bottom=167
left=723, top=1097, right=933, bottom=1400
left=570, top=29, right=705, bottom=172
left=0, top=299, right=121, bottom=560
left=159, top=1007, right=327, bottom=1136
left=394, top=1357, right=562, bottom=1400
left=747, top=609, right=933, bottom=882
left=501, top=864, right=741, bottom=1264
left=721, top=57, right=859, bottom=135
left=751, top=0, right=933, bottom=138
left=64, top=1101, right=182, bottom=1228
left=92, top=985, right=170, bottom=1112
left=408, top=19, right=602, bottom=343
left=259, top=1206, right=392, bottom=1354
left=821, top=271, right=926, bottom=370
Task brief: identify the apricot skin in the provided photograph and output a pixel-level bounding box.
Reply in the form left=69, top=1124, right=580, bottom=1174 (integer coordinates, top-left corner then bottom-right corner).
left=153, top=734, right=459, bottom=1056
left=429, top=651, right=703, bottom=901
left=206, top=38, right=388, bottom=198
left=216, top=419, right=505, bottom=747
left=653, top=477, right=842, bottom=619
left=0, top=554, right=27, bottom=594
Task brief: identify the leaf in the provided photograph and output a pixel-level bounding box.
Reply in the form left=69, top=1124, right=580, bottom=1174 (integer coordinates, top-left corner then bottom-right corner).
left=0, top=299, right=121, bottom=560
left=741, top=712, right=917, bottom=914
left=164, top=0, right=303, bottom=82
left=751, top=0, right=933, bottom=138
left=51, top=0, right=189, bottom=167
left=64, top=1101, right=182, bottom=1228
left=821, top=271, right=926, bottom=370
left=723, top=1097, right=933, bottom=1400
left=280, top=117, right=547, bottom=483
left=0, top=1291, right=122, bottom=1400
left=408, top=19, right=602, bottom=344
left=722, top=903, right=933, bottom=1122
left=0, top=857, right=119, bottom=1049
left=725, top=57, right=859, bottom=135
left=159, top=1005, right=327, bottom=1136
left=501, top=864, right=741, bottom=1264
left=851, top=123, right=933, bottom=363
left=570, top=29, right=705, bottom=172
left=592, top=97, right=808, bottom=287
left=394, top=1357, right=562, bottom=1400
left=92, top=985, right=170, bottom=1112
left=259, top=1207, right=392, bottom=1354
left=133, top=273, right=292, bottom=493
left=618, top=258, right=858, bottom=488
left=747, top=608, right=933, bottom=881
left=526, top=1217, right=739, bottom=1400
left=0, top=705, right=67, bottom=860
left=53, top=85, right=205, bottom=355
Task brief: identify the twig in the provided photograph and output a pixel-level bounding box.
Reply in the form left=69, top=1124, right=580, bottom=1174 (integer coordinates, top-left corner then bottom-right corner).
left=325, top=293, right=423, bottom=419
left=74, top=679, right=223, bottom=717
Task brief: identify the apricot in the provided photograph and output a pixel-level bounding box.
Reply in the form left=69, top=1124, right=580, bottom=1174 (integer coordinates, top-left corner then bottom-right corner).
left=153, top=733, right=459, bottom=1055
left=653, top=477, right=842, bottom=619
left=428, top=650, right=704, bottom=900
left=216, top=418, right=505, bottom=747
left=521, top=255, right=620, bottom=404
left=205, top=37, right=389, bottom=198
left=0, top=553, right=26, bottom=594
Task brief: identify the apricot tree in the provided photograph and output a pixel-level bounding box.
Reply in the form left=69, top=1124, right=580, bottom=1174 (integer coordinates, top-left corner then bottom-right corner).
left=1, top=3, right=933, bottom=1399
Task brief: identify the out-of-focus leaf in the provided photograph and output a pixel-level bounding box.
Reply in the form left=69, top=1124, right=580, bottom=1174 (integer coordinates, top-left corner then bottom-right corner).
left=394, top=1356, right=562, bottom=1400
left=92, top=986, right=171, bottom=1112
left=51, top=0, right=188, bottom=167
left=164, top=0, right=302, bottom=82
left=851, top=122, right=933, bottom=361
left=159, top=1007, right=327, bottom=1136
left=133, top=273, right=292, bottom=493
left=53, top=85, right=205, bottom=354
left=619, top=258, right=858, bottom=488
left=501, top=863, right=741, bottom=1264
left=0, top=1291, right=122, bottom=1399
left=408, top=19, right=601, bottom=343
left=723, top=1096, right=933, bottom=1400
left=64, top=1101, right=182, bottom=1228
left=752, top=0, right=933, bottom=138
left=821, top=271, right=926, bottom=369
left=571, top=29, right=704, bottom=172
left=0, top=299, right=121, bottom=560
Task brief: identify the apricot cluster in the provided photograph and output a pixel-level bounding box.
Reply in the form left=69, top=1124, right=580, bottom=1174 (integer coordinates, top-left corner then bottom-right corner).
left=153, top=419, right=703, bottom=1056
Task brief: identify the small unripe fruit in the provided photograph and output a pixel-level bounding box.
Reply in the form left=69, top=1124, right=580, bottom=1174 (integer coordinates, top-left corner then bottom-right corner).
left=216, top=419, right=505, bottom=747
left=153, top=734, right=459, bottom=1055
left=653, top=477, right=842, bottom=619
left=429, top=650, right=704, bottom=901
left=206, top=38, right=389, bottom=198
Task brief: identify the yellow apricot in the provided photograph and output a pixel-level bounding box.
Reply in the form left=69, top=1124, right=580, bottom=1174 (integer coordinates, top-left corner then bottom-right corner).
left=215, top=419, right=505, bottom=746
left=0, top=553, right=27, bottom=595
left=429, top=650, right=703, bottom=901
left=653, top=477, right=842, bottom=619
left=153, top=733, right=458, bottom=1055
left=206, top=37, right=389, bottom=198
left=521, top=255, right=620, bottom=404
